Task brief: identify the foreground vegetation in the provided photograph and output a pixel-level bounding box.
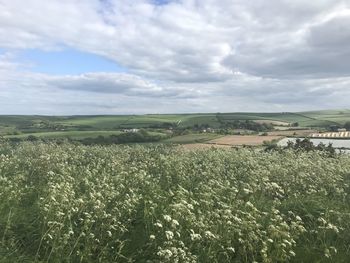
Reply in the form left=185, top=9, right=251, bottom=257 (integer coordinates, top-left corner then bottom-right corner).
left=0, top=142, right=350, bottom=262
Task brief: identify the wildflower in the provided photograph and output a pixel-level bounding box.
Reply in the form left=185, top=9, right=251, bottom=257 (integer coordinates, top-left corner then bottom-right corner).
left=154, top=222, right=163, bottom=228
left=271, top=182, right=280, bottom=188
left=190, top=230, right=202, bottom=241
left=149, top=234, right=156, bottom=240
left=243, top=188, right=251, bottom=194
left=163, top=215, right=172, bottom=222
left=227, top=247, right=235, bottom=253
left=157, top=249, right=173, bottom=260
left=283, top=239, right=292, bottom=246
left=171, top=219, right=179, bottom=228
left=330, top=246, right=337, bottom=254
left=326, top=223, right=339, bottom=233
left=165, top=231, right=174, bottom=240
left=204, top=231, right=216, bottom=239
left=324, top=248, right=331, bottom=258
left=318, top=217, right=327, bottom=225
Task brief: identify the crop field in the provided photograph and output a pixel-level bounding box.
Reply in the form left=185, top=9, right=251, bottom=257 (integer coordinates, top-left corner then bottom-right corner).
left=0, top=142, right=350, bottom=262
left=208, top=135, right=282, bottom=146
left=267, top=129, right=318, bottom=137
left=164, top=133, right=222, bottom=144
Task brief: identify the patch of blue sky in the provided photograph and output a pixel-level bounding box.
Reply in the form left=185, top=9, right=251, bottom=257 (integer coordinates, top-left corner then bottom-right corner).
left=152, top=0, right=174, bottom=5
left=17, top=48, right=127, bottom=75
left=0, top=48, right=8, bottom=56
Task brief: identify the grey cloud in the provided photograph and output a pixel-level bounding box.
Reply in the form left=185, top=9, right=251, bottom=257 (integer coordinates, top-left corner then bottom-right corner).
left=224, top=2, right=350, bottom=79
left=2, top=0, right=349, bottom=81
left=1, top=0, right=350, bottom=114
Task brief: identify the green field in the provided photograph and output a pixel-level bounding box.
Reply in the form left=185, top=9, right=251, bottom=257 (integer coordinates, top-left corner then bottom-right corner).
left=164, top=133, right=222, bottom=144
left=1, top=109, right=350, bottom=141
left=3, top=130, right=123, bottom=139
left=1, top=142, right=350, bottom=262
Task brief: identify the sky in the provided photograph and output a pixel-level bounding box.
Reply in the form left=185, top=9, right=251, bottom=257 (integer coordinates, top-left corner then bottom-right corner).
left=0, top=0, right=350, bottom=115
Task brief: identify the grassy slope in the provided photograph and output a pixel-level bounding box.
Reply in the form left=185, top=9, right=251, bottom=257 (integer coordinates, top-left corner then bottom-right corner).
left=163, top=133, right=222, bottom=144
left=4, top=130, right=123, bottom=139
left=0, top=110, right=349, bottom=138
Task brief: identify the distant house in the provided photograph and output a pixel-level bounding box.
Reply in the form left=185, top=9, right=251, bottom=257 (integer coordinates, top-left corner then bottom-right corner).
left=338, top=128, right=347, bottom=132
left=202, top=128, right=214, bottom=133
left=123, top=128, right=139, bottom=133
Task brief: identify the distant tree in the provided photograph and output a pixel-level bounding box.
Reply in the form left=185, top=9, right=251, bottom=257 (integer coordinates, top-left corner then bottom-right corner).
left=329, top=125, right=340, bottom=132
left=296, top=138, right=314, bottom=151
left=344, top=122, right=350, bottom=131
left=316, top=142, right=326, bottom=151
left=326, top=143, right=336, bottom=156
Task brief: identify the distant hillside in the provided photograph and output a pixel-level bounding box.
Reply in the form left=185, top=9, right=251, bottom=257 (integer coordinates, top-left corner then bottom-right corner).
left=1, top=109, right=350, bottom=139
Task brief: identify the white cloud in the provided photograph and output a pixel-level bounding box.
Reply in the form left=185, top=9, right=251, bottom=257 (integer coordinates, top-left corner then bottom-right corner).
left=0, top=0, right=350, bottom=114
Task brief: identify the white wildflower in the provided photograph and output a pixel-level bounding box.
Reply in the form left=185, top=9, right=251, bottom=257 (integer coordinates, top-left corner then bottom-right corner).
left=163, top=215, right=172, bottom=222
left=227, top=247, right=235, bottom=253
left=171, top=219, right=179, bottom=228
left=165, top=231, right=174, bottom=240
left=155, top=222, right=163, bottom=228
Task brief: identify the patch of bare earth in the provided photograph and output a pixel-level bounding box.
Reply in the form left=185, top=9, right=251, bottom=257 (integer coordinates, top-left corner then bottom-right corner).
left=207, top=135, right=282, bottom=146
left=267, top=129, right=317, bottom=136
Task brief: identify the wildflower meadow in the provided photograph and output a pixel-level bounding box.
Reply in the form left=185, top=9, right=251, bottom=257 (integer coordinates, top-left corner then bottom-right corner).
left=0, top=142, right=350, bottom=262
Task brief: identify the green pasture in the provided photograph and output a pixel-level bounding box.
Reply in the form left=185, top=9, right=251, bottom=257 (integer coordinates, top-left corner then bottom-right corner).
left=0, top=110, right=349, bottom=140
left=164, top=133, right=222, bottom=144
left=3, top=130, right=123, bottom=139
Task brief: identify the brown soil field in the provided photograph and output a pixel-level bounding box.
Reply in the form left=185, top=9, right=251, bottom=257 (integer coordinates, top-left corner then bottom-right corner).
left=267, top=129, right=317, bottom=136
left=208, top=135, right=282, bottom=146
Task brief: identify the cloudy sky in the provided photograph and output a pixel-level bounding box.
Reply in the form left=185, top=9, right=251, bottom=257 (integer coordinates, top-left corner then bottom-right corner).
left=0, top=0, right=350, bottom=114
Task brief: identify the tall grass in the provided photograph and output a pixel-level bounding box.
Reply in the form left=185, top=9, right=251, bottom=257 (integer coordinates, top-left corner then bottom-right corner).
left=0, top=142, right=349, bottom=262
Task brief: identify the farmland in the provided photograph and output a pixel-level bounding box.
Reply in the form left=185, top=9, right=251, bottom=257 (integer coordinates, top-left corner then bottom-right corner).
left=1, top=142, right=350, bottom=262
left=3, top=130, right=123, bottom=139
left=208, top=135, right=282, bottom=146
left=1, top=109, right=350, bottom=134
left=163, top=133, right=222, bottom=144
left=0, top=109, right=350, bottom=148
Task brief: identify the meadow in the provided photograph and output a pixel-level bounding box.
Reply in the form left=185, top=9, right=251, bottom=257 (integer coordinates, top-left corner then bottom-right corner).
left=0, top=142, right=350, bottom=262
left=163, top=133, right=222, bottom=144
